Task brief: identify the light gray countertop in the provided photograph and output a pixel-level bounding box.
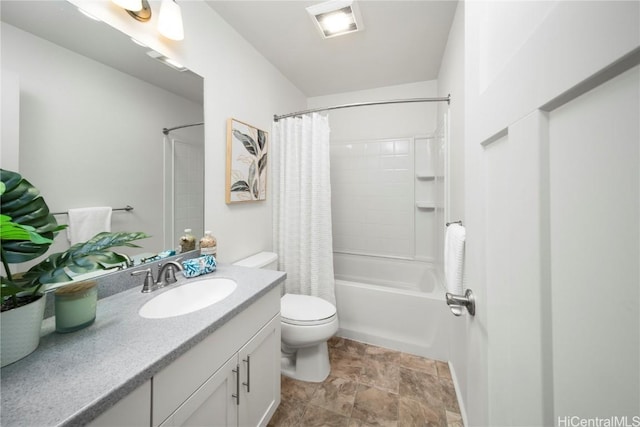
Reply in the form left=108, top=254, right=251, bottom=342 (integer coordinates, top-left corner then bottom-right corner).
left=0, top=264, right=285, bottom=427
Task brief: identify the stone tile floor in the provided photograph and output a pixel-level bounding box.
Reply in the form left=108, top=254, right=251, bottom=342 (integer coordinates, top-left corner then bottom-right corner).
left=268, top=337, right=463, bottom=427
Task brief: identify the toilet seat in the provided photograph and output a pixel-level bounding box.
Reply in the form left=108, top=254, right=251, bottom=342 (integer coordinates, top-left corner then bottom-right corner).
left=281, top=294, right=337, bottom=326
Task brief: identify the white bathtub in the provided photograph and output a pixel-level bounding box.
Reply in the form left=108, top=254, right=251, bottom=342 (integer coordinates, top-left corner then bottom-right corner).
left=333, top=253, right=451, bottom=361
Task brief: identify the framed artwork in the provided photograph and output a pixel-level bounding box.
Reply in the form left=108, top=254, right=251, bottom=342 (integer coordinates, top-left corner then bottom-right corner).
left=226, top=118, right=268, bottom=203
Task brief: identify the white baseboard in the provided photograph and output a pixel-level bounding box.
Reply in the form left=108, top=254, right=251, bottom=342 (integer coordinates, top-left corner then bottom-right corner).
left=448, top=361, right=468, bottom=427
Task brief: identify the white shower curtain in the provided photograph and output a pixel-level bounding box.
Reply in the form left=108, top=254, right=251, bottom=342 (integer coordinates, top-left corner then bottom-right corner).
left=273, top=113, right=335, bottom=304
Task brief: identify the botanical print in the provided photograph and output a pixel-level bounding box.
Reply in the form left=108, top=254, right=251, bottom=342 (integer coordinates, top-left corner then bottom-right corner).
left=226, top=118, right=268, bottom=203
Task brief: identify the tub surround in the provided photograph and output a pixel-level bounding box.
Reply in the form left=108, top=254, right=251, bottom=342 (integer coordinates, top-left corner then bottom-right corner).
left=0, top=264, right=286, bottom=426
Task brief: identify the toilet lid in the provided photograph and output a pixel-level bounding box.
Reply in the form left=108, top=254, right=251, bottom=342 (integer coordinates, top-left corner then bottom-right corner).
left=281, top=294, right=336, bottom=325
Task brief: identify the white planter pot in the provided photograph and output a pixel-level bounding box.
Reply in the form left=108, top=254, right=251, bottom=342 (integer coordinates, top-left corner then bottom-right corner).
left=1, top=294, right=46, bottom=367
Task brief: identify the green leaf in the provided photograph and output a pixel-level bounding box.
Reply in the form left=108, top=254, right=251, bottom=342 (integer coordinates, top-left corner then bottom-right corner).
left=1, top=214, right=31, bottom=241
left=1, top=169, right=66, bottom=264
left=1, top=277, right=25, bottom=301
left=1, top=214, right=54, bottom=244
left=233, top=130, right=258, bottom=156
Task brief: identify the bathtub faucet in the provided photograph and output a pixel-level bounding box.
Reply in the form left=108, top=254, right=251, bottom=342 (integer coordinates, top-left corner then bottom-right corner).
left=445, top=289, right=475, bottom=316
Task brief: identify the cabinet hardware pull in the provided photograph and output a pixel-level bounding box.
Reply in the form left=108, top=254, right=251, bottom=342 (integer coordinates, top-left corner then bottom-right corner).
left=232, top=365, right=240, bottom=405
left=242, top=356, right=251, bottom=393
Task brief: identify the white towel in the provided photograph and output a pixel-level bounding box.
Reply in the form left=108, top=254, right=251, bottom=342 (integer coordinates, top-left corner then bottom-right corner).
left=444, top=223, right=465, bottom=295
left=67, top=207, right=112, bottom=245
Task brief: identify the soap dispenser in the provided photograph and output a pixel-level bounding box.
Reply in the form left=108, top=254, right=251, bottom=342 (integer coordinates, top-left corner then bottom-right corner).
left=179, top=228, right=196, bottom=253
left=200, top=231, right=217, bottom=257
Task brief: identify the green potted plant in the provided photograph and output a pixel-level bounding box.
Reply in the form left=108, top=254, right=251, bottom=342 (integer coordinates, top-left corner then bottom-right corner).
left=1, top=169, right=148, bottom=367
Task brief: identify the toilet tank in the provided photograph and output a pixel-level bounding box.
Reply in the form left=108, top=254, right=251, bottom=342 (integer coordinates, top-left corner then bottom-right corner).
left=233, top=252, right=278, bottom=270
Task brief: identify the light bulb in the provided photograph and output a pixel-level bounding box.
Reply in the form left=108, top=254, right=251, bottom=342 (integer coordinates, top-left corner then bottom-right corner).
left=111, top=0, right=142, bottom=12
left=321, top=12, right=351, bottom=34
left=158, top=0, right=184, bottom=41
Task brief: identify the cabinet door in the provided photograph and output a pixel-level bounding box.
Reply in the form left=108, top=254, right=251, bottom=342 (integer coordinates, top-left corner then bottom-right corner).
left=238, top=315, right=281, bottom=427
left=160, top=356, right=238, bottom=427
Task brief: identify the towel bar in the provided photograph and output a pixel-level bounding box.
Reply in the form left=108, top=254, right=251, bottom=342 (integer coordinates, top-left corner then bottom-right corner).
left=446, top=289, right=475, bottom=316
left=51, top=205, right=134, bottom=216
left=446, top=220, right=462, bottom=227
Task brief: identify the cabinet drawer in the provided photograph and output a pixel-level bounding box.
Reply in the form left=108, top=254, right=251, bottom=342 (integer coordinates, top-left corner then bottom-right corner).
left=153, top=286, right=280, bottom=426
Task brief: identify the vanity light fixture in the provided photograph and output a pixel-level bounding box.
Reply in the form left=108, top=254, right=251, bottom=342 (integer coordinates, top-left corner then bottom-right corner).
left=146, top=50, right=187, bottom=72
left=158, top=0, right=184, bottom=41
left=111, top=0, right=152, bottom=22
left=306, top=0, right=363, bottom=39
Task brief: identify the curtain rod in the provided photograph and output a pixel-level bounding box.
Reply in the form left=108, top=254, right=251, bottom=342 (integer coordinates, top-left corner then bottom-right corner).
left=273, top=95, right=450, bottom=122
left=162, top=122, right=204, bottom=135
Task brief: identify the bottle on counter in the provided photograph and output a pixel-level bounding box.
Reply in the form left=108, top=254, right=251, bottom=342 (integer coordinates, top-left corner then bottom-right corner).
left=179, top=228, right=196, bottom=253
left=199, top=230, right=217, bottom=257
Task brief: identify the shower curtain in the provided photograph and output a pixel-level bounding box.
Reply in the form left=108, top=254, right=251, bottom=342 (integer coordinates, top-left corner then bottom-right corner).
left=273, top=113, right=335, bottom=304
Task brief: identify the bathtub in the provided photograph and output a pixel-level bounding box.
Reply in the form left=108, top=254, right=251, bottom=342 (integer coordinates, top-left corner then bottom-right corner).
left=333, top=253, right=451, bottom=361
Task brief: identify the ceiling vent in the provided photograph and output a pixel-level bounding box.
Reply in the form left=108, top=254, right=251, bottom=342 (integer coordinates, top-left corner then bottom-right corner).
left=306, top=0, right=363, bottom=39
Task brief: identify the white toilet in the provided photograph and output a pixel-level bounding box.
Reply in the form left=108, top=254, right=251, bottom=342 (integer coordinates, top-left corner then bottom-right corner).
left=233, top=252, right=338, bottom=382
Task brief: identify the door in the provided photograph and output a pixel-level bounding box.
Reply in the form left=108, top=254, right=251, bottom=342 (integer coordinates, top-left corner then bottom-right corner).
left=547, top=64, right=639, bottom=420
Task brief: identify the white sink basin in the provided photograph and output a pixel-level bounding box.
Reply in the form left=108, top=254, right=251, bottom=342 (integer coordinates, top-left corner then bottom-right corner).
left=139, top=278, right=237, bottom=319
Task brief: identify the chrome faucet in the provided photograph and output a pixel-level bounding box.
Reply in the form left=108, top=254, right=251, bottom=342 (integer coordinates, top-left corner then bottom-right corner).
left=156, top=261, right=183, bottom=288
left=131, top=260, right=183, bottom=293
left=119, top=253, right=133, bottom=269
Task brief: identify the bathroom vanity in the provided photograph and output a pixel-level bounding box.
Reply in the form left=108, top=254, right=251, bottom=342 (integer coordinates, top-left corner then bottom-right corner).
left=0, top=264, right=285, bottom=427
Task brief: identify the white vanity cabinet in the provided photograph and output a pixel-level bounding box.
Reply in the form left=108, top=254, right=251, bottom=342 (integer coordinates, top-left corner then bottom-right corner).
left=160, top=315, right=280, bottom=427
left=89, top=381, right=152, bottom=427
left=153, top=286, right=281, bottom=427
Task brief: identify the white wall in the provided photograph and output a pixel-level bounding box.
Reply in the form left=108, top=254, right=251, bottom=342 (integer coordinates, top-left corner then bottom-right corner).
left=1, top=22, right=202, bottom=257
left=1, top=70, right=20, bottom=172
left=307, top=81, right=438, bottom=140
left=454, top=0, right=640, bottom=425
left=437, top=2, right=465, bottom=225
left=435, top=2, right=470, bottom=423
left=63, top=0, right=307, bottom=263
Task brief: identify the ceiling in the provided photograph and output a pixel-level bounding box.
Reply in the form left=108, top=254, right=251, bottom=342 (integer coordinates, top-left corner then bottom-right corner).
left=206, top=0, right=458, bottom=97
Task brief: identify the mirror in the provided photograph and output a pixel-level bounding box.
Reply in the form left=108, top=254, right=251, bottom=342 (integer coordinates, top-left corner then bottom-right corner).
left=0, top=1, right=204, bottom=266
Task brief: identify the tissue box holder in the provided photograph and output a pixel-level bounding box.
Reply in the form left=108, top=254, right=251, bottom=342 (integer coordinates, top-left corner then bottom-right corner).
left=182, top=255, right=217, bottom=278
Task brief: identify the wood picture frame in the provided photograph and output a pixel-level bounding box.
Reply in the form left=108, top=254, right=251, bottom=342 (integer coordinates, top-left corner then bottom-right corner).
left=225, top=118, right=268, bottom=203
